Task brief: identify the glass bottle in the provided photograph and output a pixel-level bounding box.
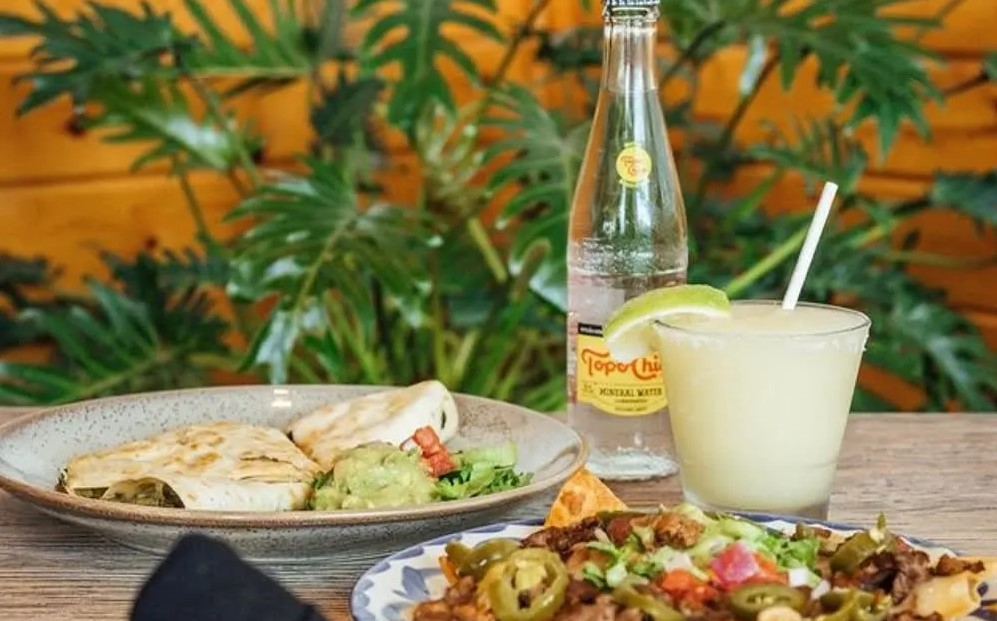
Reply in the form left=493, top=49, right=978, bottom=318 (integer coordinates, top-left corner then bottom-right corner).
left=566, top=0, right=689, bottom=480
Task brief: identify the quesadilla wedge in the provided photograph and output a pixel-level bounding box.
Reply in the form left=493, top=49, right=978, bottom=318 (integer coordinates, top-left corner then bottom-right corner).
left=60, top=422, right=322, bottom=511
left=287, top=380, right=460, bottom=469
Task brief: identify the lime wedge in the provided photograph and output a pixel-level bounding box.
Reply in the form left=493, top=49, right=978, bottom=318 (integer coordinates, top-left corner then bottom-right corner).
left=604, top=284, right=731, bottom=362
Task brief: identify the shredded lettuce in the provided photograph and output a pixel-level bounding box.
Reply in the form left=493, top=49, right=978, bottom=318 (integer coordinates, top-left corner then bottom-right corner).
left=582, top=562, right=607, bottom=588
left=434, top=442, right=532, bottom=500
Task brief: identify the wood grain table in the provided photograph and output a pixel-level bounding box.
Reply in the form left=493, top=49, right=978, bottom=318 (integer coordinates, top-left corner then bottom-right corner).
left=1, top=407, right=995, bottom=621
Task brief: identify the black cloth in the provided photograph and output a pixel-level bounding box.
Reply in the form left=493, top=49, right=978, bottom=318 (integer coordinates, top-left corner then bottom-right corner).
left=130, top=534, right=328, bottom=621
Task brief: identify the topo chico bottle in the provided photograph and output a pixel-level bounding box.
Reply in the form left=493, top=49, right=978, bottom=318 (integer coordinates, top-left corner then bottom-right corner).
left=566, top=0, right=689, bottom=480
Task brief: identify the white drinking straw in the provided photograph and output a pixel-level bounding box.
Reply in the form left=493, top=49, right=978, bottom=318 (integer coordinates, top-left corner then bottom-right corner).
left=781, top=181, right=839, bottom=310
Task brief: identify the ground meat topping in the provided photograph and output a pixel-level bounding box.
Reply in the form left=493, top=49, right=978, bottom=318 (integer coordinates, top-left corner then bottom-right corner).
left=934, top=554, right=985, bottom=576
left=891, top=548, right=934, bottom=602
left=652, top=511, right=705, bottom=549
left=600, top=511, right=704, bottom=549
left=829, top=546, right=936, bottom=604
left=523, top=517, right=601, bottom=557
left=413, top=576, right=493, bottom=621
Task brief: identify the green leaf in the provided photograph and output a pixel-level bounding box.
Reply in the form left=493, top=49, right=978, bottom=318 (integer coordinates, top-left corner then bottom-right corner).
left=748, top=117, right=868, bottom=195
left=353, top=0, right=504, bottom=133
left=534, top=26, right=603, bottom=73
left=87, top=78, right=252, bottom=171
left=0, top=1, right=188, bottom=115
left=181, top=0, right=311, bottom=92
left=0, top=253, right=65, bottom=349
left=311, top=72, right=384, bottom=149
left=482, top=85, right=588, bottom=311
left=805, top=244, right=996, bottom=412
left=227, top=158, right=432, bottom=382
left=764, top=0, right=940, bottom=154
left=663, top=0, right=941, bottom=155
left=930, top=171, right=997, bottom=230
left=0, top=258, right=229, bottom=406
left=983, top=52, right=997, bottom=82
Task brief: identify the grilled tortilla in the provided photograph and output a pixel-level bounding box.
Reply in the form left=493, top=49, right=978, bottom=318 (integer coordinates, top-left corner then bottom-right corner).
left=543, top=467, right=628, bottom=527
left=61, top=422, right=322, bottom=511
left=287, top=380, right=460, bottom=469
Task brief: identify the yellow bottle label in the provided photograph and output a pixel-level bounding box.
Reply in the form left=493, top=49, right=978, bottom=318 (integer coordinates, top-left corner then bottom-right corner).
left=615, top=142, right=653, bottom=187
left=575, top=323, right=667, bottom=417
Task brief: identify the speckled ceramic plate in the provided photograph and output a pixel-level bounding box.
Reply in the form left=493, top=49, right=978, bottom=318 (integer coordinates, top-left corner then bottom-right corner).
left=0, top=385, right=585, bottom=560
left=351, top=516, right=993, bottom=621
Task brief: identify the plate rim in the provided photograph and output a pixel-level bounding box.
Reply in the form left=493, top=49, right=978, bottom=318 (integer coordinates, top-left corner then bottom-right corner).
left=0, top=384, right=587, bottom=529
left=349, top=513, right=962, bottom=621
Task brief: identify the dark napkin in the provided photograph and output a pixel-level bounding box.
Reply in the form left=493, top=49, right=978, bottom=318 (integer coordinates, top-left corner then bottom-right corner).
left=130, top=534, right=329, bottom=621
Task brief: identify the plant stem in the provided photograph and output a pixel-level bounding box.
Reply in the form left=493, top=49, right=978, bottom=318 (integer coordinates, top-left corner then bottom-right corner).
left=467, top=218, right=509, bottom=284
left=478, top=0, right=554, bottom=109
left=427, top=255, right=449, bottom=384
left=943, top=73, right=986, bottom=97
left=187, top=75, right=265, bottom=189
left=171, top=160, right=255, bottom=343
left=916, top=0, right=966, bottom=42
left=227, top=170, right=250, bottom=197
left=880, top=250, right=997, bottom=268
left=723, top=221, right=808, bottom=297
left=659, top=20, right=726, bottom=90
left=847, top=197, right=931, bottom=248
left=689, top=56, right=777, bottom=212
left=173, top=160, right=220, bottom=254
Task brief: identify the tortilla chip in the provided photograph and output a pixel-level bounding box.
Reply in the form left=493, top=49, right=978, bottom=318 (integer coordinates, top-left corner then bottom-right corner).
left=544, top=468, right=628, bottom=527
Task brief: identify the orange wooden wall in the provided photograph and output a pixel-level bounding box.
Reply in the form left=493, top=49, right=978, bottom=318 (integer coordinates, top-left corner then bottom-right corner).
left=0, top=0, right=994, bottom=408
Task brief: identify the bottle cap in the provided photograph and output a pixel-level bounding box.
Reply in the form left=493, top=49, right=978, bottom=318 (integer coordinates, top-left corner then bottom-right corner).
left=602, top=0, right=660, bottom=16
left=603, top=0, right=660, bottom=9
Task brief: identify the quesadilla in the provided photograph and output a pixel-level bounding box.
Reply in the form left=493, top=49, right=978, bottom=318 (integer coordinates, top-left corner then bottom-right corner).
left=60, top=422, right=322, bottom=511
left=286, top=380, right=460, bottom=469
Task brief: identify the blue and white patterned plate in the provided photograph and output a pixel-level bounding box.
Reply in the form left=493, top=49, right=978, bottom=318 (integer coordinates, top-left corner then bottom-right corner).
left=351, top=514, right=997, bottom=621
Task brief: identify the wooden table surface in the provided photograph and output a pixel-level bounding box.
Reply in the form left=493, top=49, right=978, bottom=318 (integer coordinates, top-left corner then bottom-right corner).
left=1, top=407, right=995, bottom=621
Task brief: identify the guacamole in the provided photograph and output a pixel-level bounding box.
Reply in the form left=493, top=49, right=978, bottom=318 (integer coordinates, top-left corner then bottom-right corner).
left=310, top=442, right=436, bottom=510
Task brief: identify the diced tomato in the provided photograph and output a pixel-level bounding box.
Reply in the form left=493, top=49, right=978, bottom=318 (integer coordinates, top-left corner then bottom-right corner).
left=424, top=451, right=456, bottom=477
left=710, top=542, right=762, bottom=589
left=409, top=426, right=456, bottom=476
left=411, top=426, right=445, bottom=453
left=656, top=569, right=718, bottom=607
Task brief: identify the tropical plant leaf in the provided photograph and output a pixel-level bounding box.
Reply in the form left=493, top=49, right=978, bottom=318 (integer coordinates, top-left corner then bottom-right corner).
left=805, top=242, right=996, bottom=412
left=534, top=26, right=603, bottom=72
left=226, top=158, right=432, bottom=383
left=759, top=0, right=940, bottom=154
left=0, top=271, right=229, bottom=406
left=0, top=254, right=64, bottom=350
left=353, top=0, right=504, bottom=133
left=85, top=78, right=252, bottom=171
left=482, top=85, right=589, bottom=311
left=930, top=171, right=997, bottom=230
left=180, top=0, right=311, bottom=94
left=311, top=72, right=384, bottom=150
left=748, top=117, right=869, bottom=195
left=660, top=0, right=940, bottom=154
left=307, top=0, right=351, bottom=63
left=101, top=249, right=230, bottom=305
left=415, top=102, right=489, bottom=221
left=0, top=1, right=188, bottom=115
